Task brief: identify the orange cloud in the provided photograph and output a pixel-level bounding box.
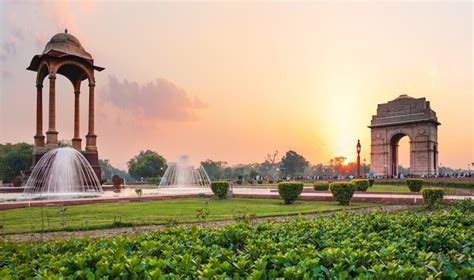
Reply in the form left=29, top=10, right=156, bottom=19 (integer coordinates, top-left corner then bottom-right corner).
left=99, top=75, right=207, bottom=122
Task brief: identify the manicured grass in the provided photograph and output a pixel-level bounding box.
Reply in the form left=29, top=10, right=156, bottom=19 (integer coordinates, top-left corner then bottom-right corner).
left=0, top=198, right=380, bottom=234
left=369, top=184, right=472, bottom=194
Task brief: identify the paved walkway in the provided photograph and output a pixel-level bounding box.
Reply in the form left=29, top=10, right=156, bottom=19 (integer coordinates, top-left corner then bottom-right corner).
left=0, top=187, right=472, bottom=210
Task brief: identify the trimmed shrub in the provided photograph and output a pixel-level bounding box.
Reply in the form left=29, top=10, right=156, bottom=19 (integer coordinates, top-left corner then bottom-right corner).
left=421, top=187, right=444, bottom=209
left=278, top=182, right=304, bottom=204
left=236, top=179, right=242, bottom=185
left=210, top=181, right=230, bottom=199
left=368, top=178, right=375, bottom=187
left=330, top=182, right=356, bottom=205
left=406, top=179, right=424, bottom=192
left=351, top=179, right=370, bottom=192
left=269, top=180, right=274, bottom=184
left=257, top=180, right=263, bottom=184
left=313, top=181, right=329, bottom=191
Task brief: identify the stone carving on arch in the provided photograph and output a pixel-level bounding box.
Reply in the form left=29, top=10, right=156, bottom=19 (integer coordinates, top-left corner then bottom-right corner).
left=369, top=95, right=440, bottom=177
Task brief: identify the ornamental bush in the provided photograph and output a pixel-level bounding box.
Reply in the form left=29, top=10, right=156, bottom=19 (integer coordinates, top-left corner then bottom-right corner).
left=330, top=182, right=356, bottom=205
left=421, top=187, right=444, bottom=209
left=210, top=181, right=229, bottom=199
left=313, top=181, right=329, bottom=191
left=406, top=179, right=424, bottom=192
left=368, top=178, right=375, bottom=187
left=351, top=179, right=370, bottom=192
left=277, top=182, right=304, bottom=204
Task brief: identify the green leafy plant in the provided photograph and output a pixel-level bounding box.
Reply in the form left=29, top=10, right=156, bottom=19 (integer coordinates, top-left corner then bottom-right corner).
left=277, top=182, right=303, bottom=204
left=351, top=179, right=370, bottom=192
left=196, top=202, right=210, bottom=221
left=57, top=205, right=67, bottom=230
left=135, top=188, right=143, bottom=200
left=450, top=198, right=473, bottom=213
left=330, top=182, right=356, bottom=205
left=257, top=180, right=263, bottom=184
left=421, top=187, right=444, bottom=209
left=368, top=178, right=375, bottom=187
left=210, top=181, right=229, bottom=199
left=406, top=179, right=424, bottom=192
left=313, top=181, right=329, bottom=191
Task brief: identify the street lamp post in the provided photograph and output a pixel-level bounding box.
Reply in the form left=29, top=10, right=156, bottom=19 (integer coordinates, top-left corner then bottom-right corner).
left=356, top=140, right=361, bottom=178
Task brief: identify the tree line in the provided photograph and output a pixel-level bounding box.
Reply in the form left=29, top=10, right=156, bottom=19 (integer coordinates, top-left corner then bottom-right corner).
left=1, top=142, right=468, bottom=183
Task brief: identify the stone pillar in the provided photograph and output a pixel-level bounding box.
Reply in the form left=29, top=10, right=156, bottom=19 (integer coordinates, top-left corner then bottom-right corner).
left=72, top=88, right=82, bottom=150
left=45, top=74, right=58, bottom=148
left=34, top=83, right=45, bottom=147
left=85, top=82, right=97, bottom=151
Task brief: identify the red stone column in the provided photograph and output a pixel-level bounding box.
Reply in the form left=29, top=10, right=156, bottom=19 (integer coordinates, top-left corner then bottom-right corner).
left=34, top=83, right=45, bottom=147
left=72, top=89, right=82, bottom=150
left=45, top=74, right=58, bottom=148
left=85, top=82, right=97, bottom=151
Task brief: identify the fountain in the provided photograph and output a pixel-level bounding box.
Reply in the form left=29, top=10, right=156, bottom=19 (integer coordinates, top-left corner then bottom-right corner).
left=159, top=155, right=211, bottom=188
left=24, top=147, right=103, bottom=197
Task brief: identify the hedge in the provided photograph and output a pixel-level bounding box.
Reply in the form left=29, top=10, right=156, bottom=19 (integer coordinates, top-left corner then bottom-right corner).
left=373, top=179, right=474, bottom=189
left=330, top=182, right=356, bottom=205
left=313, top=181, right=329, bottom=191
left=406, top=179, right=424, bottom=192
left=277, top=182, right=304, bottom=204
left=351, top=179, right=370, bottom=192
left=210, top=181, right=230, bottom=199
left=421, top=187, right=444, bottom=209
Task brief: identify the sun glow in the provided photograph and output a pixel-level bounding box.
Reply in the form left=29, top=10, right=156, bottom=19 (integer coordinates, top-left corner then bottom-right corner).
left=343, top=158, right=351, bottom=166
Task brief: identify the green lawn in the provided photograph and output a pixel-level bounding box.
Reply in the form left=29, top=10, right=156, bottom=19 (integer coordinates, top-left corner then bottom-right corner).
left=0, top=198, right=380, bottom=234
left=368, top=184, right=472, bottom=193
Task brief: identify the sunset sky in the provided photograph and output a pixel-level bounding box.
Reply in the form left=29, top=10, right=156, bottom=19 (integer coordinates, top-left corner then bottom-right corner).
left=0, top=1, right=472, bottom=170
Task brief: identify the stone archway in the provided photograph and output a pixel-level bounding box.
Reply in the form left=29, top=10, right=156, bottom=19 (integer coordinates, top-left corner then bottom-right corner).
left=389, top=132, right=410, bottom=176
left=369, top=95, right=440, bottom=177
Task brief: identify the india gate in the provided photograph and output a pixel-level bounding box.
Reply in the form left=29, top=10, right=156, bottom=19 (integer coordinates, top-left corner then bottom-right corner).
left=27, top=30, right=104, bottom=180
left=369, top=95, right=440, bottom=177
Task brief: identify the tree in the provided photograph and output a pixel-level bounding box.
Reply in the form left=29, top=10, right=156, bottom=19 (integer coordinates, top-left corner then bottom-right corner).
left=58, top=140, right=72, bottom=147
left=329, top=156, right=347, bottom=176
left=0, top=143, right=33, bottom=181
left=201, top=160, right=227, bottom=180
left=260, top=150, right=280, bottom=178
left=127, top=150, right=167, bottom=179
left=99, top=159, right=133, bottom=181
left=280, top=150, right=308, bottom=177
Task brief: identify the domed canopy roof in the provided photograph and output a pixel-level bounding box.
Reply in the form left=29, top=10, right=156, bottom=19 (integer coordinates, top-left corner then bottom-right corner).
left=27, top=29, right=104, bottom=73
left=394, top=94, right=414, bottom=100
left=42, top=29, right=93, bottom=61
